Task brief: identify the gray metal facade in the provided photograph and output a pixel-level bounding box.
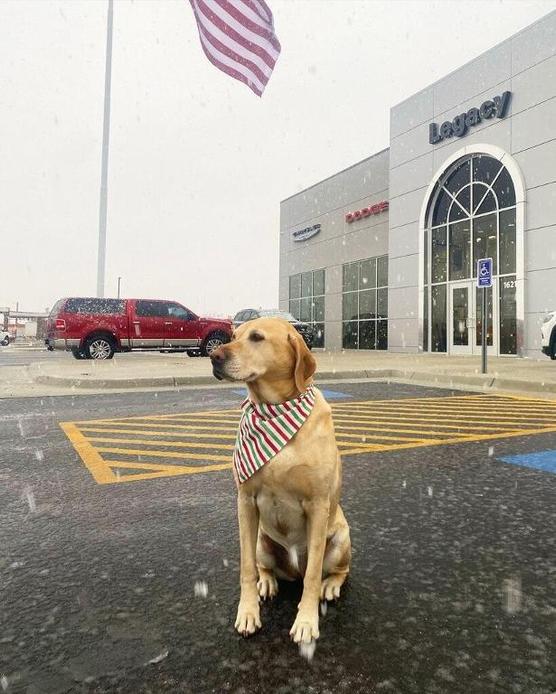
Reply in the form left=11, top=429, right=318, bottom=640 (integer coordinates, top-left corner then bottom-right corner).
left=280, top=11, right=556, bottom=356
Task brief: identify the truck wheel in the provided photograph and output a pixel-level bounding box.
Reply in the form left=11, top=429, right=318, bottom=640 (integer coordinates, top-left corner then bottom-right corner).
left=85, top=335, right=115, bottom=360
left=71, top=347, right=89, bottom=360
left=200, top=331, right=228, bottom=357
left=1, top=337, right=9, bottom=346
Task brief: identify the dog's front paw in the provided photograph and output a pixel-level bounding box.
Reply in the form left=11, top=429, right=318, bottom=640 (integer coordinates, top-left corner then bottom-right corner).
left=290, top=607, right=319, bottom=643
left=257, top=571, right=278, bottom=600
left=235, top=601, right=262, bottom=637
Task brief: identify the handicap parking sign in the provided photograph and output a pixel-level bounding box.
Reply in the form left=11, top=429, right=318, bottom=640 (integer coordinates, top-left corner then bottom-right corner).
left=477, top=258, right=493, bottom=288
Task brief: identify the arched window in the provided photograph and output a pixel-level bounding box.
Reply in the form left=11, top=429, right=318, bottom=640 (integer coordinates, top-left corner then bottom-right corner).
left=423, top=153, right=518, bottom=355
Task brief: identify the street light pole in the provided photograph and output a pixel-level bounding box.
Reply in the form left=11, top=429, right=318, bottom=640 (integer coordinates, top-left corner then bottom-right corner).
left=96, top=0, right=114, bottom=298
left=117, top=276, right=122, bottom=299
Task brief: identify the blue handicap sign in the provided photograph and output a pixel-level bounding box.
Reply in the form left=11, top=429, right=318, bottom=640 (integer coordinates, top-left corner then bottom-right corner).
left=477, top=258, right=493, bottom=288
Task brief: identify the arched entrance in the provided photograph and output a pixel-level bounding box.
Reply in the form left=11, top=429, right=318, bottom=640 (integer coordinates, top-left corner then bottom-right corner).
left=419, top=145, right=525, bottom=356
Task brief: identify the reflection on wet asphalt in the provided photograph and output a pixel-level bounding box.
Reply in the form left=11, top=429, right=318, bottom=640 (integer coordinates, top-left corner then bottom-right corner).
left=0, top=382, right=555, bottom=693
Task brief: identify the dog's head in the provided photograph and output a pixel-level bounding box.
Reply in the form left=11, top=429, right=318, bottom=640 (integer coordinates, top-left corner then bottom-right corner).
left=210, top=317, right=316, bottom=393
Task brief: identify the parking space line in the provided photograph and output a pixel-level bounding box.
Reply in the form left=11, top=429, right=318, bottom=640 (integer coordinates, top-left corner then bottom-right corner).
left=61, top=394, right=556, bottom=486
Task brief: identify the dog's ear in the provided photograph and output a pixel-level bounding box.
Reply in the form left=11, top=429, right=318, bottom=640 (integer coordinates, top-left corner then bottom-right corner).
left=289, top=333, right=316, bottom=392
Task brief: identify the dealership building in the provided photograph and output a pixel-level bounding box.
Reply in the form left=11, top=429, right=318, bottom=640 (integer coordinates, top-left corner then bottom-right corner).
left=279, top=11, right=556, bottom=358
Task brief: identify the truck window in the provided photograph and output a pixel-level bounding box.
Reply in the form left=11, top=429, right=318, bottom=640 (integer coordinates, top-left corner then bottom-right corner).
left=135, top=300, right=170, bottom=318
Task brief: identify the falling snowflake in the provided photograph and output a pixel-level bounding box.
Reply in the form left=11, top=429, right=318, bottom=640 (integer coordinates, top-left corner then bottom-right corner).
left=194, top=581, right=208, bottom=598
left=299, top=639, right=316, bottom=662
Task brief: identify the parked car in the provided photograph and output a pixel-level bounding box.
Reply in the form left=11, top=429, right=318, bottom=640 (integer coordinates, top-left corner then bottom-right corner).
left=0, top=329, right=10, bottom=346
left=541, top=311, right=556, bottom=359
left=232, top=308, right=314, bottom=348
left=45, top=297, right=232, bottom=359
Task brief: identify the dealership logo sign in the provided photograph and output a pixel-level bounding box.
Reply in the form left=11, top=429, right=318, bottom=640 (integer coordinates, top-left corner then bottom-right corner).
left=429, top=91, right=511, bottom=145
left=292, top=223, right=321, bottom=242
left=346, top=200, right=389, bottom=223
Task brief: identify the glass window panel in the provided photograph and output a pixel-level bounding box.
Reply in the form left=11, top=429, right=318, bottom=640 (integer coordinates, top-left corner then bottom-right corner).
left=313, top=323, right=325, bottom=348
left=377, top=256, right=388, bottom=287
left=343, top=263, right=358, bottom=292
left=301, top=272, right=312, bottom=297
left=449, top=220, right=471, bottom=281
left=377, top=320, right=388, bottom=350
left=499, top=276, right=517, bottom=355
left=313, top=269, right=325, bottom=296
left=475, top=190, right=496, bottom=215
left=359, top=258, right=375, bottom=289
left=432, top=186, right=451, bottom=227
left=472, top=155, right=502, bottom=185
left=449, top=199, right=468, bottom=222
left=476, top=286, right=493, bottom=347
left=342, top=292, right=358, bottom=321
left=452, top=287, right=469, bottom=346
left=359, top=289, right=376, bottom=319
left=424, top=229, right=429, bottom=285
left=300, top=297, right=311, bottom=322
left=377, top=288, right=388, bottom=318
left=455, top=185, right=471, bottom=213
left=342, top=321, right=358, bottom=349
left=431, top=284, right=447, bottom=353
left=473, top=213, right=497, bottom=276
left=289, top=274, right=301, bottom=300
left=431, top=227, right=447, bottom=283
left=471, top=183, right=489, bottom=213
left=493, top=167, right=515, bottom=208
left=359, top=321, right=376, bottom=350
left=313, top=295, right=325, bottom=322
left=289, top=300, right=300, bottom=320
left=423, top=286, right=429, bottom=352
left=445, top=160, right=471, bottom=196
left=499, top=208, right=516, bottom=275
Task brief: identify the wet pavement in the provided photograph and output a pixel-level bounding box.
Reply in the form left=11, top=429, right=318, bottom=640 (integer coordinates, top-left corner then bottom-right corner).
left=0, top=382, right=555, bottom=694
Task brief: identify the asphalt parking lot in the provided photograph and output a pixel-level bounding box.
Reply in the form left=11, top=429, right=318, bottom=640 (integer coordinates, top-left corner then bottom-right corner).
left=1, top=381, right=555, bottom=693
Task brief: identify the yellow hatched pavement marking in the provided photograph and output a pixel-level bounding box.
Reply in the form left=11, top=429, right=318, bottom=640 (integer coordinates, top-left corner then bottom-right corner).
left=61, top=393, right=556, bottom=486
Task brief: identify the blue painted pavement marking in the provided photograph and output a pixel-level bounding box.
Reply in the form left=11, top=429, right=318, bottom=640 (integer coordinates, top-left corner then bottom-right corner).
left=232, top=388, right=350, bottom=400
left=498, top=450, right=556, bottom=474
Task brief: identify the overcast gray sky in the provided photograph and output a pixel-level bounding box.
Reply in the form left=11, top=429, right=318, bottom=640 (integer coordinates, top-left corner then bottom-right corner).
left=2, top=0, right=555, bottom=316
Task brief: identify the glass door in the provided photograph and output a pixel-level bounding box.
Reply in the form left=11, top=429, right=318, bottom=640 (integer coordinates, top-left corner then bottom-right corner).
left=450, top=282, right=473, bottom=354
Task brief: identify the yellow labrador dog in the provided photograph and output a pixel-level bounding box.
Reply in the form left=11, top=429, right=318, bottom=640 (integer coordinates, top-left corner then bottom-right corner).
left=210, top=317, right=351, bottom=644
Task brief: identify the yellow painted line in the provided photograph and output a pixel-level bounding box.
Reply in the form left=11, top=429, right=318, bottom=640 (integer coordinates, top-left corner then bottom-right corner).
left=332, top=401, right=556, bottom=416
left=103, top=460, right=232, bottom=483
left=80, top=421, right=238, bottom=433
left=332, top=416, right=515, bottom=433
left=340, top=424, right=556, bottom=455
left=59, top=422, right=118, bottom=484
left=79, top=426, right=236, bottom=440
left=146, top=416, right=241, bottom=425
left=95, top=446, right=231, bottom=461
left=333, top=422, right=519, bottom=435
left=86, top=436, right=234, bottom=450
left=336, top=432, right=437, bottom=443
left=333, top=410, right=556, bottom=424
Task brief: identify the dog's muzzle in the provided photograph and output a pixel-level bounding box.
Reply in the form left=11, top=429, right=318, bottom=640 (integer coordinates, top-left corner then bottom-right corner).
left=210, top=347, right=226, bottom=381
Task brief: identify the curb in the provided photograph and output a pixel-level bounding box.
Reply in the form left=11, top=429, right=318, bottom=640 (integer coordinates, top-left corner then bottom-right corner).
left=31, top=367, right=556, bottom=396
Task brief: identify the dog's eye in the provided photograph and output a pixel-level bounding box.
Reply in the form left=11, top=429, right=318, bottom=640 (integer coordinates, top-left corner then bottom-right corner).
left=249, top=331, right=265, bottom=342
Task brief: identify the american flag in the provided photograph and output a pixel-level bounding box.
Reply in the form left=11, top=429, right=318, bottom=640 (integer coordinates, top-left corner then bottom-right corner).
left=189, top=0, right=281, bottom=96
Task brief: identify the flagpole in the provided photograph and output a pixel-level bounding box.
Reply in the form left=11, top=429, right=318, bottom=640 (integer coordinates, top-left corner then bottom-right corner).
left=96, top=0, right=113, bottom=298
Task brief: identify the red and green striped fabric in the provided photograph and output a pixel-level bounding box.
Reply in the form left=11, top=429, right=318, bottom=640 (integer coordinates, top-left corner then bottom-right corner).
left=233, top=386, right=316, bottom=483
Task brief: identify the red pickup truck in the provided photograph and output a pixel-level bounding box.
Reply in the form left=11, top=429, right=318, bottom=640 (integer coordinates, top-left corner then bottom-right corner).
left=45, top=297, right=232, bottom=359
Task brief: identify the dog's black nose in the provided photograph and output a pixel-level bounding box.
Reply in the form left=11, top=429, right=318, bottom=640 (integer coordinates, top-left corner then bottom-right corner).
left=210, top=348, right=225, bottom=365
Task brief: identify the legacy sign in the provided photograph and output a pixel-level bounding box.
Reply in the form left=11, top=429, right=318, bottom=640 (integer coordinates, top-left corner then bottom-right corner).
left=429, top=91, right=511, bottom=145
left=292, top=223, right=321, bottom=242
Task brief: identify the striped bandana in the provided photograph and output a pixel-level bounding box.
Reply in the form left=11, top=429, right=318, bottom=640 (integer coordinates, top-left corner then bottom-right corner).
left=233, top=386, right=316, bottom=483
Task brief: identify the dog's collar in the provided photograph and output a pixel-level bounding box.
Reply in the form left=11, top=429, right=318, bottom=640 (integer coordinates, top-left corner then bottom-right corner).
left=233, top=385, right=316, bottom=483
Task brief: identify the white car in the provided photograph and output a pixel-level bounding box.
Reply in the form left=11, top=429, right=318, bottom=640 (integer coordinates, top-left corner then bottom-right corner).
left=0, top=329, right=10, bottom=346
left=541, top=312, right=556, bottom=359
